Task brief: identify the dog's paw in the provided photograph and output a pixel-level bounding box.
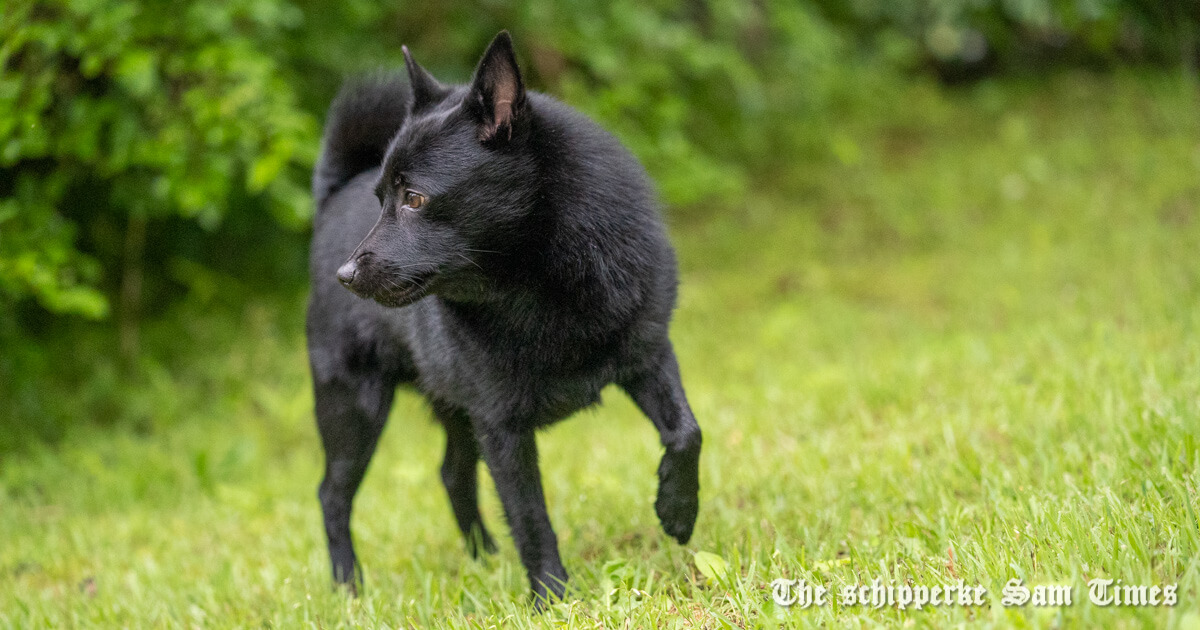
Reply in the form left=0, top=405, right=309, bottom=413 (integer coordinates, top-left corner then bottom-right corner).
left=655, top=487, right=698, bottom=544
left=330, top=560, right=363, bottom=596
left=529, top=568, right=569, bottom=612
left=655, top=454, right=699, bottom=544
left=465, top=525, right=498, bottom=559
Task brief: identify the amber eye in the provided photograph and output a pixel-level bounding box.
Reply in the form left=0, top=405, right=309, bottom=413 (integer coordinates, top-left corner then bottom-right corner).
left=403, top=190, right=426, bottom=210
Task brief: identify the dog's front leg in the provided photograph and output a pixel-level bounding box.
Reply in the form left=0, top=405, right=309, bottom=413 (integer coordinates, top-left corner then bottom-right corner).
left=475, top=426, right=567, bottom=608
left=621, top=345, right=702, bottom=544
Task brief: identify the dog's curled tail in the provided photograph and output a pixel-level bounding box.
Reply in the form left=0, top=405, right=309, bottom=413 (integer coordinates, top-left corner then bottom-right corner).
left=312, top=74, right=410, bottom=208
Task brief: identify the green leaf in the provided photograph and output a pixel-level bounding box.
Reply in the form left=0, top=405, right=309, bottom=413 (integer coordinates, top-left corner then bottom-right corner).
left=693, top=550, right=728, bottom=583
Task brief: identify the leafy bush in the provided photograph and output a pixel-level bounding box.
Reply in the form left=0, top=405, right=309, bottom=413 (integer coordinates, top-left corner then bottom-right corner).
left=1, top=0, right=317, bottom=319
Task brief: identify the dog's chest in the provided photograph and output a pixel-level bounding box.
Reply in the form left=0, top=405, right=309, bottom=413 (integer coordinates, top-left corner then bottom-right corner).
left=402, top=299, right=619, bottom=426
left=422, top=347, right=608, bottom=428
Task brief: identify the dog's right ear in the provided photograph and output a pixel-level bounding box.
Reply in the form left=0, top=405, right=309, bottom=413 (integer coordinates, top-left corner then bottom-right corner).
left=403, top=45, right=449, bottom=114
left=467, top=31, right=527, bottom=144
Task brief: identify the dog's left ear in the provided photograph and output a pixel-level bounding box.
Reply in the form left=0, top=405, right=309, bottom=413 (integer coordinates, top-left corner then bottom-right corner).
left=468, top=31, right=526, bottom=144
left=403, top=45, right=449, bottom=114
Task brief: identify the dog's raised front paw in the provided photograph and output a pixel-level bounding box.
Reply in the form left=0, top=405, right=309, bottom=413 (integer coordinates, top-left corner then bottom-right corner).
left=655, top=453, right=699, bottom=544
left=656, top=488, right=698, bottom=544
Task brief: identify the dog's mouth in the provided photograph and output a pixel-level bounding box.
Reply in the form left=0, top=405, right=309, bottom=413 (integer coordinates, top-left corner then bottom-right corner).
left=342, top=270, right=435, bottom=308
left=372, top=275, right=433, bottom=307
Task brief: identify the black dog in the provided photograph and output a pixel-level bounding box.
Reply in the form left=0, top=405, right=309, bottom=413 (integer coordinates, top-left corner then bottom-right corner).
left=306, top=31, right=701, bottom=605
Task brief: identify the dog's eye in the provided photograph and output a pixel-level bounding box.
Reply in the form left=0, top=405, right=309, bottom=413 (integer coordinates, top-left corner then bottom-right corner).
left=403, top=190, right=426, bottom=210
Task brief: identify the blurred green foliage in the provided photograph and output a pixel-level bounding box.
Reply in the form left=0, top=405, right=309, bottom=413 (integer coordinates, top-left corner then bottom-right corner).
left=0, top=0, right=1197, bottom=448
left=1, top=0, right=317, bottom=318
left=815, top=0, right=1199, bottom=78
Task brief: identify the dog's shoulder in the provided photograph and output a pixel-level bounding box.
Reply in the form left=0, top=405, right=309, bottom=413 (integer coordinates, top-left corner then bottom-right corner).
left=522, top=93, right=677, bottom=323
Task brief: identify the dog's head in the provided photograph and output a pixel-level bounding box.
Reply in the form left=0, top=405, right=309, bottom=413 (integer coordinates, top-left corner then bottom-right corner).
left=337, top=31, right=537, bottom=307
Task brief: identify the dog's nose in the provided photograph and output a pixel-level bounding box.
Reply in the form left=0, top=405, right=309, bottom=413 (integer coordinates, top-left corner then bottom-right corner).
left=336, top=260, right=358, bottom=287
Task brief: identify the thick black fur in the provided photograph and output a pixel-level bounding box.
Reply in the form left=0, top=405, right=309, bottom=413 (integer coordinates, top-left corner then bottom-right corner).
left=306, top=31, right=702, bottom=606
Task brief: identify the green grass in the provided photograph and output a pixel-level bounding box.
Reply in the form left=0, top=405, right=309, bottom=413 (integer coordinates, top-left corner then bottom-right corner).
left=3, top=72, right=1200, bottom=628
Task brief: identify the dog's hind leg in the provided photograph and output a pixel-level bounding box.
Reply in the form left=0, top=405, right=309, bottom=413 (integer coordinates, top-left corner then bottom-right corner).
left=432, top=400, right=497, bottom=558
left=475, top=426, right=568, bottom=608
left=621, top=345, right=702, bottom=545
left=312, top=358, right=398, bottom=594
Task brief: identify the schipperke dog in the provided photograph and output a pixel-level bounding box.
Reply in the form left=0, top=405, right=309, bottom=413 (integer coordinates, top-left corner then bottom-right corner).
left=306, top=31, right=701, bottom=606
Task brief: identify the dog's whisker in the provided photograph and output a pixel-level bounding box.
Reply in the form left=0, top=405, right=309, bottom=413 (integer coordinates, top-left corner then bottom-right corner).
left=457, top=253, right=484, bottom=271
left=383, top=262, right=436, bottom=272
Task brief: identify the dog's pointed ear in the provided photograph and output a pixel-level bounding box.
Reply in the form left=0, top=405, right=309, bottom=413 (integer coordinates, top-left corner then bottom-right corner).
left=467, top=31, right=527, bottom=143
left=403, top=45, right=448, bottom=114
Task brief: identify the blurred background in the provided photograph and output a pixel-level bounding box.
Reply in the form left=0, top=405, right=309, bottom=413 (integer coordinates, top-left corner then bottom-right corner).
left=1, top=0, right=1197, bottom=451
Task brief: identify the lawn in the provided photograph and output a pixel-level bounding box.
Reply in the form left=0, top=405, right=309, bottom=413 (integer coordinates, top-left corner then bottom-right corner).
left=2, top=72, right=1199, bottom=628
